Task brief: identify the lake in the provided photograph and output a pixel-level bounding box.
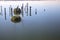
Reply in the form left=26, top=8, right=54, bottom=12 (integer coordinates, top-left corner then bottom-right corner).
left=0, top=1, right=60, bottom=40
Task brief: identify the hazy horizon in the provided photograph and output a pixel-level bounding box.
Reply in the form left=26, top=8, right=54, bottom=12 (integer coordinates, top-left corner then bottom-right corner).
left=0, top=0, right=60, bottom=1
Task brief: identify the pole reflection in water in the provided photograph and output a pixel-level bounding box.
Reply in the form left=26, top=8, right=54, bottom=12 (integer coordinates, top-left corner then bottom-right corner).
left=11, top=16, right=21, bottom=23
left=30, top=6, right=31, bottom=16
left=21, top=3, right=24, bottom=17
left=35, top=9, right=37, bottom=15
left=4, top=8, right=6, bottom=20
left=44, top=9, right=46, bottom=12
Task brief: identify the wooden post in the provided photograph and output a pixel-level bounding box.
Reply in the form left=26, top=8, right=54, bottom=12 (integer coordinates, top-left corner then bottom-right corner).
left=27, top=3, right=28, bottom=16
left=21, top=3, right=24, bottom=17
left=11, top=7, right=13, bottom=17
left=30, top=6, right=31, bottom=16
left=9, top=5, right=11, bottom=16
left=0, top=6, right=2, bottom=15
left=4, top=8, right=6, bottom=20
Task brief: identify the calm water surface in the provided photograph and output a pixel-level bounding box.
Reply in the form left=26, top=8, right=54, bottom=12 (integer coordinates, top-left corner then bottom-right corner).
left=0, top=1, right=60, bottom=40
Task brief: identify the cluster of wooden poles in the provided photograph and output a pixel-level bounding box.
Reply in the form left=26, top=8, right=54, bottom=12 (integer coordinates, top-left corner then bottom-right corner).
left=0, top=3, right=38, bottom=23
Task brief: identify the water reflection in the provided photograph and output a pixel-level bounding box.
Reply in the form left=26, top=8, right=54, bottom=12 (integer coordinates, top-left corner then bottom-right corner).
left=44, top=9, right=46, bottom=12
left=35, top=9, right=37, bottom=15
left=11, top=16, right=21, bottom=23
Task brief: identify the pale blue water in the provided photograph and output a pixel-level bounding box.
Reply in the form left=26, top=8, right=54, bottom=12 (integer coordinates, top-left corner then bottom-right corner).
left=0, top=1, right=60, bottom=40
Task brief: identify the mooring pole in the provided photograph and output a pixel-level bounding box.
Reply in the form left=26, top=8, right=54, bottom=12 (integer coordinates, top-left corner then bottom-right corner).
left=27, top=3, right=28, bottom=16
left=11, top=7, right=13, bottom=17
left=30, top=6, right=32, bottom=16
left=21, top=3, right=24, bottom=17
left=0, top=6, right=2, bottom=15
left=4, top=8, right=6, bottom=20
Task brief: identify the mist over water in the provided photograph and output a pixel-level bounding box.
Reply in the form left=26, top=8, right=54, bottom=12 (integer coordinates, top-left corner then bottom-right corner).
left=0, top=1, right=60, bottom=40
